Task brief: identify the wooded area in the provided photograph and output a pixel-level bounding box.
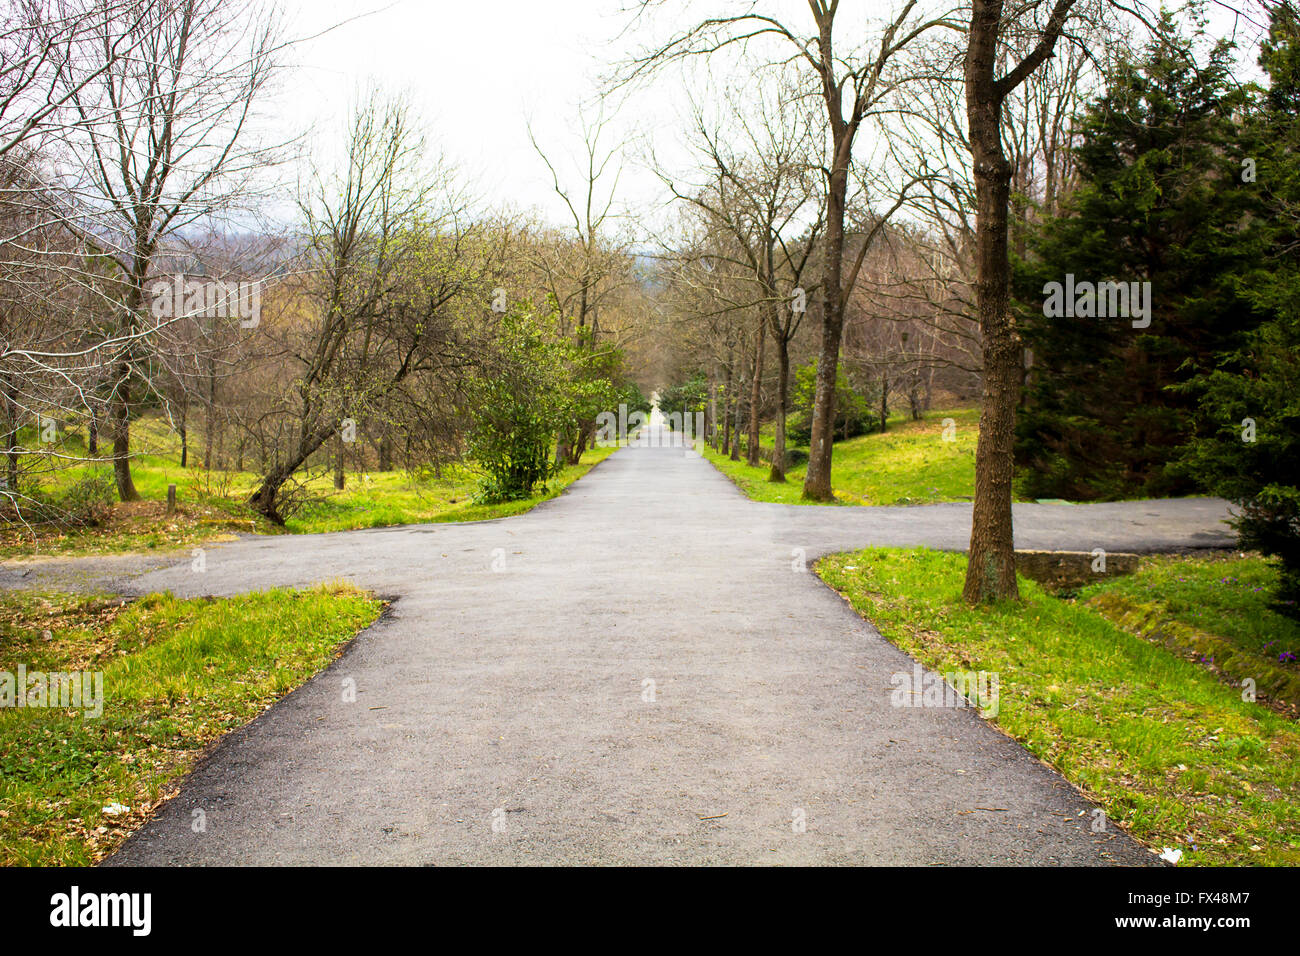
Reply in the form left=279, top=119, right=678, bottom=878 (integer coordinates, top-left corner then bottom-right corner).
left=1, top=0, right=1295, bottom=611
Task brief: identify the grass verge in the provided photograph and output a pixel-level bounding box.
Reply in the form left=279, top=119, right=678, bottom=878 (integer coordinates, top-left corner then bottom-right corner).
left=817, top=547, right=1300, bottom=866
left=0, top=418, right=617, bottom=558
left=702, top=408, right=981, bottom=506
left=0, top=583, right=383, bottom=865
left=1082, top=552, right=1300, bottom=713
left=283, top=443, right=617, bottom=534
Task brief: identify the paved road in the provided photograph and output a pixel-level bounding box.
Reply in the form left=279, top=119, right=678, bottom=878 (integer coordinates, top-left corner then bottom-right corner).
left=9, top=430, right=1232, bottom=865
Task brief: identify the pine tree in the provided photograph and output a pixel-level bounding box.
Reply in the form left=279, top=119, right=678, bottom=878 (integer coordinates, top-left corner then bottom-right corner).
left=1176, top=5, right=1300, bottom=617
left=1014, top=11, right=1265, bottom=500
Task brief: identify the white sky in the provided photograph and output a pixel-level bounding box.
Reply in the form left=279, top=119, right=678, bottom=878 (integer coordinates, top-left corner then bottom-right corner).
left=271, top=0, right=677, bottom=232
left=263, top=0, right=1270, bottom=237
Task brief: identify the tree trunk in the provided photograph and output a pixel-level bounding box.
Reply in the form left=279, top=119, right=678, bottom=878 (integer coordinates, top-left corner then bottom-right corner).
left=721, top=402, right=731, bottom=456
left=379, top=433, right=392, bottom=471
left=707, top=381, right=719, bottom=448
left=334, top=432, right=346, bottom=490
left=879, top=371, right=889, bottom=433
left=721, top=365, right=734, bottom=455
left=2, top=377, right=20, bottom=493
left=204, top=363, right=215, bottom=470
left=4, top=422, right=17, bottom=492
left=962, top=0, right=1023, bottom=604
left=803, top=158, right=849, bottom=501
left=567, top=425, right=589, bottom=465
left=909, top=376, right=923, bottom=420
left=730, top=386, right=743, bottom=461
left=746, top=318, right=765, bottom=467
left=249, top=422, right=336, bottom=524
left=768, top=336, right=790, bottom=483
left=110, top=264, right=151, bottom=502
left=111, top=367, right=139, bottom=501
left=4, top=435, right=16, bottom=493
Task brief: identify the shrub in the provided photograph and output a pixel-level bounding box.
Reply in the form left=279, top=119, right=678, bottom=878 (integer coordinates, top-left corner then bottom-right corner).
left=4, top=469, right=116, bottom=528
left=657, top=375, right=707, bottom=425
left=60, top=470, right=117, bottom=526
left=786, top=358, right=876, bottom=445
left=467, top=309, right=568, bottom=503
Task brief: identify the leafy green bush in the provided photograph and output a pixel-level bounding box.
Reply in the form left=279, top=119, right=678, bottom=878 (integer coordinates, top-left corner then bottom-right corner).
left=61, top=470, right=117, bottom=525
left=786, top=358, right=875, bottom=445
left=467, top=309, right=569, bottom=503
left=617, top=380, right=653, bottom=421
left=657, top=375, right=707, bottom=424
left=776, top=447, right=809, bottom=470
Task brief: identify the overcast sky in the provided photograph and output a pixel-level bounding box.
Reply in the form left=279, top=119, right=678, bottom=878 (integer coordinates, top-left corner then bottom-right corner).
left=271, top=0, right=675, bottom=230
left=263, top=0, right=1268, bottom=237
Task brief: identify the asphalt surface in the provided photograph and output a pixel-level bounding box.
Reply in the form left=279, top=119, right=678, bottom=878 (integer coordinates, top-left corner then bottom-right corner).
left=6, top=428, right=1234, bottom=865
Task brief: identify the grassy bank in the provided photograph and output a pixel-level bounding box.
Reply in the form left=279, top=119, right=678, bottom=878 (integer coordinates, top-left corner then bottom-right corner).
left=0, top=584, right=384, bottom=865
left=0, top=415, right=617, bottom=558
left=817, top=547, right=1300, bottom=866
left=282, top=444, right=617, bottom=534
left=702, top=407, right=982, bottom=506
left=1082, top=552, right=1300, bottom=712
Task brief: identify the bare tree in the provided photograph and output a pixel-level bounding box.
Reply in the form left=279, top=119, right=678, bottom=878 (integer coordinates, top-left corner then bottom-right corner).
left=962, top=0, right=1082, bottom=602
left=248, top=92, right=482, bottom=523
left=623, top=1, right=957, bottom=500
left=45, top=0, right=282, bottom=500
left=527, top=105, right=634, bottom=462
left=0, top=0, right=146, bottom=161
left=658, top=78, right=824, bottom=478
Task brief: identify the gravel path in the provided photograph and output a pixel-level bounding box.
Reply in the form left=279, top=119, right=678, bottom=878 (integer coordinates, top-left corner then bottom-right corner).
left=5, top=430, right=1232, bottom=864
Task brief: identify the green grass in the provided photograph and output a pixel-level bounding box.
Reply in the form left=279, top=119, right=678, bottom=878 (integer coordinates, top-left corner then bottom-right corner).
left=0, top=583, right=383, bottom=865
left=0, top=416, right=617, bottom=556
left=283, top=445, right=617, bottom=534
left=1081, top=552, right=1300, bottom=710
left=702, top=407, right=983, bottom=506
left=817, top=547, right=1300, bottom=866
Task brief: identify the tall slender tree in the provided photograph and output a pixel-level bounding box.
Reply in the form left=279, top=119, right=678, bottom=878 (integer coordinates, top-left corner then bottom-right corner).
left=962, top=0, right=1080, bottom=603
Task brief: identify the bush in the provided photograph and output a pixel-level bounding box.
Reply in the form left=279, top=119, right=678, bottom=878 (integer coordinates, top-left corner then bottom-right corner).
left=657, top=375, right=707, bottom=424
left=60, top=471, right=117, bottom=526
left=786, top=358, right=876, bottom=445
left=467, top=309, right=568, bottom=503
left=773, top=447, right=808, bottom=470
left=4, top=469, right=116, bottom=528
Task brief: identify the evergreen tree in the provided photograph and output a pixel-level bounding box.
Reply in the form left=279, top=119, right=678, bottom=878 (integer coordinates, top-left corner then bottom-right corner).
left=1014, top=11, right=1265, bottom=500
left=1176, top=4, right=1300, bottom=617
